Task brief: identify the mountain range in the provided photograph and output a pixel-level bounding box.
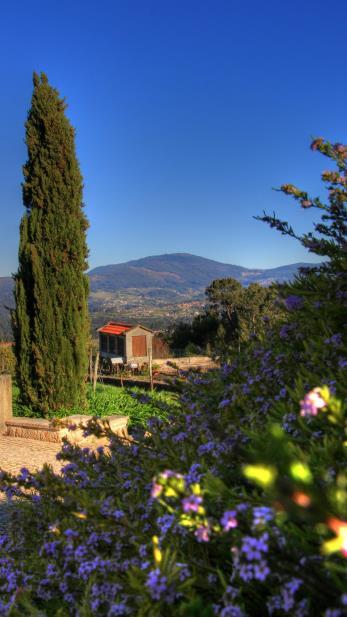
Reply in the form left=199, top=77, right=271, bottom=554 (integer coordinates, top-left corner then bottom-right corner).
left=88, top=253, right=311, bottom=291
left=0, top=253, right=314, bottom=338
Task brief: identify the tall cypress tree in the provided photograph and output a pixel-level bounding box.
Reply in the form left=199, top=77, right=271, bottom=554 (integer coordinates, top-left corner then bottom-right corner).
left=13, top=73, right=89, bottom=414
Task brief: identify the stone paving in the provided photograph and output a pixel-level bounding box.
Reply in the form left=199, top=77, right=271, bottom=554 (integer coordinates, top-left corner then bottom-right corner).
left=0, top=435, right=62, bottom=475
left=0, top=436, right=63, bottom=529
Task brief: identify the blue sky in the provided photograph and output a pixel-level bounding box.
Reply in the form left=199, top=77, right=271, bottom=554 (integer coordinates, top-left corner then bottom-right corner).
left=0, top=0, right=346, bottom=276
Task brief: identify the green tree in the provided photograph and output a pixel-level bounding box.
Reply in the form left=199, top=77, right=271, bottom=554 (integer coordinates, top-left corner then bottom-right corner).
left=168, top=312, right=219, bottom=355
left=206, top=278, right=280, bottom=351
left=205, top=278, right=243, bottom=348
left=12, top=73, right=89, bottom=414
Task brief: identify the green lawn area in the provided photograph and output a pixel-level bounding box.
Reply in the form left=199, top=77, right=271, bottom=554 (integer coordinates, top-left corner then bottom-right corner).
left=13, top=382, right=179, bottom=428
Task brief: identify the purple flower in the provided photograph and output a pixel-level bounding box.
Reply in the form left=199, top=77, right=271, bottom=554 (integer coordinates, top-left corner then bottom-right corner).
left=198, top=441, right=216, bottom=455
left=325, top=333, right=342, bottom=347
left=279, top=387, right=287, bottom=398
left=64, top=528, right=79, bottom=538
left=268, top=578, right=303, bottom=614
left=219, top=399, right=231, bottom=409
left=253, top=560, right=270, bottom=581
left=182, top=495, right=202, bottom=513
left=238, top=563, right=254, bottom=582
left=113, top=510, right=124, bottom=520
left=221, top=510, right=238, bottom=531
left=146, top=568, right=168, bottom=600
left=220, top=606, right=245, bottom=617
left=108, top=603, right=131, bottom=616
left=252, top=506, right=274, bottom=527
left=172, top=431, right=188, bottom=443
left=18, top=467, right=30, bottom=481
left=185, top=463, right=202, bottom=486
left=157, top=514, right=175, bottom=537
left=236, top=503, right=249, bottom=513
left=176, top=562, right=190, bottom=581
left=241, top=533, right=269, bottom=561
left=285, top=295, right=304, bottom=311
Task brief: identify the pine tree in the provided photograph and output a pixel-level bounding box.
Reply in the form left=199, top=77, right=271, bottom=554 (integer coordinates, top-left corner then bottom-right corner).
left=13, top=73, right=89, bottom=414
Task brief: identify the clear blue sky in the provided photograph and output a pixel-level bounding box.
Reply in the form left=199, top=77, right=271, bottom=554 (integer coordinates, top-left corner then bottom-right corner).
left=1, top=0, right=346, bottom=277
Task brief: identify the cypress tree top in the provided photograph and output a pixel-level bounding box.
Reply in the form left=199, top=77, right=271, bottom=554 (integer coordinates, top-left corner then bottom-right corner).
left=13, top=72, right=90, bottom=414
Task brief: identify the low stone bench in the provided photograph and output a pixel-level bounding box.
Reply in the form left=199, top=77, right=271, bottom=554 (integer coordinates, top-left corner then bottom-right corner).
left=4, top=417, right=61, bottom=442
left=4, top=415, right=129, bottom=446
left=0, top=375, right=129, bottom=447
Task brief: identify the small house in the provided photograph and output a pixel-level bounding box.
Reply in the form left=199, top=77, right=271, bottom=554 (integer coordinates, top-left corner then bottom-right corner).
left=98, top=322, right=155, bottom=367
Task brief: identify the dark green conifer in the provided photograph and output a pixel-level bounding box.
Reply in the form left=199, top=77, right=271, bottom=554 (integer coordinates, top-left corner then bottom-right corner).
left=13, top=73, right=89, bottom=414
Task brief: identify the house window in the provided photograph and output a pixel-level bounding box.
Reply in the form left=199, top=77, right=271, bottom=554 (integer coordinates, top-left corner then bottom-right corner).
left=117, top=336, right=125, bottom=356
left=109, top=336, right=116, bottom=354
left=100, top=334, right=108, bottom=352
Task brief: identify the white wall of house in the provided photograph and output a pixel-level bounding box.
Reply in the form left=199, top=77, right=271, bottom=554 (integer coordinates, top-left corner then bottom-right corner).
left=99, top=326, right=154, bottom=365
left=126, top=326, right=154, bottom=364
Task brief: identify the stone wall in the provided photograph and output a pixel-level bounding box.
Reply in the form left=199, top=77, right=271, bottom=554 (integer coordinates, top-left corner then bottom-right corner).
left=0, top=374, right=12, bottom=432
left=153, top=356, right=218, bottom=372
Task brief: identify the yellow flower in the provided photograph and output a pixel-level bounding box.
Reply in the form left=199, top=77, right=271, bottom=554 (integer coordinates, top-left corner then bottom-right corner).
left=243, top=464, right=277, bottom=487
left=290, top=462, right=312, bottom=484
left=322, top=518, right=347, bottom=557
left=152, top=535, right=162, bottom=564
left=73, top=511, right=87, bottom=520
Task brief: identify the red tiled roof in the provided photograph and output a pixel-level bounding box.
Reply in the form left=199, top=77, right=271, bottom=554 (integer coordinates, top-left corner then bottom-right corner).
left=98, top=322, right=133, bottom=335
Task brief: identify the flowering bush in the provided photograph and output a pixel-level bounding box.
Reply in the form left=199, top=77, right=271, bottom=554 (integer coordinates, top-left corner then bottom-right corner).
left=0, top=138, right=346, bottom=615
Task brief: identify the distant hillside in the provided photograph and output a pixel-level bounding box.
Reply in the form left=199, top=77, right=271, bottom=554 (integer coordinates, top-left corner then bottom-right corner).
left=0, top=254, right=317, bottom=338
left=88, top=253, right=310, bottom=293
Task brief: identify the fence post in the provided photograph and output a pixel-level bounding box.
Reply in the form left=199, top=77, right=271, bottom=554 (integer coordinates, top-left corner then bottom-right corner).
left=0, top=374, right=12, bottom=433
left=93, top=352, right=99, bottom=393
left=149, top=347, right=153, bottom=391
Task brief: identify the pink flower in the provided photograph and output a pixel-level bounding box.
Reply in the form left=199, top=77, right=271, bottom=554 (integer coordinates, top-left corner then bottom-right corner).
left=182, top=495, right=203, bottom=513
left=195, top=525, right=210, bottom=542
left=311, top=137, right=324, bottom=151
left=334, top=143, right=347, bottom=154
left=301, top=200, right=312, bottom=209
left=300, top=388, right=327, bottom=417
left=221, top=510, right=238, bottom=531
left=151, top=483, right=163, bottom=498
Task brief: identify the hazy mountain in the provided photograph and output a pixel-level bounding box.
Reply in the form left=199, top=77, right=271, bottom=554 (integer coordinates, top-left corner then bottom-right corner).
left=88, top=253, right=310, bottom=292
left=0, top=254, right=316, bottom=338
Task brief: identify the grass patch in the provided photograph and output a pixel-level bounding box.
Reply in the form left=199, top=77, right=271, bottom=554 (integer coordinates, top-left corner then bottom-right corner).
left=13, top=382, right=179, bottom=428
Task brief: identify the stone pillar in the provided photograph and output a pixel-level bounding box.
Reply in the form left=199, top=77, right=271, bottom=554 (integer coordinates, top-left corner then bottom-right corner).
left=0, top=374, right=12, bottom=432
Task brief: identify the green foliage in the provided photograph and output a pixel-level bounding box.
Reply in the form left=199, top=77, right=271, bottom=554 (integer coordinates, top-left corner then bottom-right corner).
left=0, top=345, right=15, bottom=375
left=13, top=382, right=178, bottom=427
left=206, top=278, right=282, bottom=353
left=168, top=312, right=219, bottom=355
left=12, top=73, right=90, bottom=415
left=169, top=280, right=282, bottom=357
